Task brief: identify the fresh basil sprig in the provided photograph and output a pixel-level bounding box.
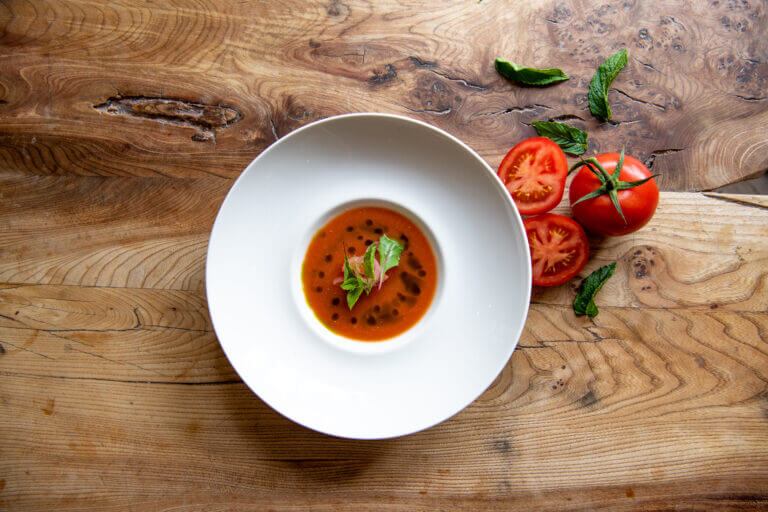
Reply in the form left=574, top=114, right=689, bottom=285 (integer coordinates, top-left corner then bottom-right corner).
left=341, top=235, right=404, bottom=310
left=532, top=121, right=588, bottom=155
left=377, top=234, right=404, bottom=289
left=341, top=252, right=366, bottom=310
left=495, top=58, right=570, bottom=86
left=573, top=262, right=616, bottom=318
left=588, top=49, right=628, bottom=120
left=363, top=242, right=377, bottom=294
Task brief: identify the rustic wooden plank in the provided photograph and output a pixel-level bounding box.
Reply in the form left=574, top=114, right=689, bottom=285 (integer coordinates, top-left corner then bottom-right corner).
left=2, top=303, right=767, bottom=510
left=0, top=176, right=228, bottom=290
left=532, top=192, right=768, bottom=311
left=704, top=192, right=768, bottom=209
left=3, top=278, right=767, bottom=384
left=0, top=284, right=235, bottom=383
left=0, top=285, right=211, bottom=332
left=2, top=3, right=767, bottom=508
left=2, top=176, right=765, bottom=312
left=1, top=0, right=766, bottom=189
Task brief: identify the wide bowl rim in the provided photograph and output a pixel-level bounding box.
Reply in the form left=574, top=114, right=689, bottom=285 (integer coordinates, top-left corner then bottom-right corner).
left=205, top=112, right=532, bottom=439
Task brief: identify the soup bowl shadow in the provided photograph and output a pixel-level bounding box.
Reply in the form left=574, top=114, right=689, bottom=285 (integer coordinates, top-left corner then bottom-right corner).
left=218, top=379, right=393, bottom=483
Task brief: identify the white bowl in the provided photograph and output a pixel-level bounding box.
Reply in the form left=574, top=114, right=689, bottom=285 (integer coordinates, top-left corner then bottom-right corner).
left=206, top=113, right=531, bottom=439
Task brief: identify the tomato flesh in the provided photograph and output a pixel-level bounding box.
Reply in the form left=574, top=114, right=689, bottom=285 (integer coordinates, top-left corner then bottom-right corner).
left=498, top=137, right=567, bottom=215
left=524, top=214, right=589, bottom=286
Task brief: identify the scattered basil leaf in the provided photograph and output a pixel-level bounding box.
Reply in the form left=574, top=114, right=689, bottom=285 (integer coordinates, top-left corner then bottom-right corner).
left=588, top=49, right=628, bottom=120
left=494, top=58, right=570, bottom=86
left=573, top=262, right=617, bottom=318
left=377, top=234, right=404, bottom=289
left=532, top=121, right=588, bottom=155
left=363, top=242, right=377, bottom=294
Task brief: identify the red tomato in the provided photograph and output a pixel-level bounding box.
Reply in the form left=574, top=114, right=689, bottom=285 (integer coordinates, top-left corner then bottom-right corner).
left=569, top=153, right=659, bottom=236
left=524, top=213, right=589, bottom=287
left=498, top=137, right=568, bottom=215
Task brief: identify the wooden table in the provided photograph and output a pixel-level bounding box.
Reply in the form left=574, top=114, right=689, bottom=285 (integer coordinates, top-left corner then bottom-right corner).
left=1, top=1, right=767, bottom=510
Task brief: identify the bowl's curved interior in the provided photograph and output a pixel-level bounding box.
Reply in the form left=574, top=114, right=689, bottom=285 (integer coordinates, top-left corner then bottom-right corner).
left=206, top=113, right=531, bottom=439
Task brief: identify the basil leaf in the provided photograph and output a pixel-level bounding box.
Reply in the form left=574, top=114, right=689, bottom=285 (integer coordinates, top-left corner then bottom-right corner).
left=363, top=242, right=377, bottom=294
left=341, top=265, right=361, bottom=291
left=342, top=252, right=365, bottom=308
left=346, top=279, right=364, bottom=309
left=340, top=277, right=359, bottom=291
left=532, top=121, right=588, bottom=155
left=494, top=58, right=569, bottom=86
left=342, top=253, right=356, bottom=284
left=588, top=49, right=628, bottom=120
left=378, top=234, right=404, bottom=276
left=341, top=235, right=404, bottom=309
left=573, top=262, right=616, bottom=318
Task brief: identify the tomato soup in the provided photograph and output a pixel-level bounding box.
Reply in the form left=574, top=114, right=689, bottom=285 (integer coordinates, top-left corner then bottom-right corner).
left=302, top=206, right=437, bottom=341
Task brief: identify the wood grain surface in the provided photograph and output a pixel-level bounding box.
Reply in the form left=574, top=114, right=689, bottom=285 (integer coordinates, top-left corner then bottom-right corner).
left=2, top=191, right=767, bottom=510
left=0, top=0, right=766, bottom=189
left=2, top=0, right=768, bottom=510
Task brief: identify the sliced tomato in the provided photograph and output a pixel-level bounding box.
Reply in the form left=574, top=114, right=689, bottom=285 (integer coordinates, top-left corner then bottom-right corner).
left=498, top=137, right=568, bottom=215
left=524, top=213, right=589, bottom=286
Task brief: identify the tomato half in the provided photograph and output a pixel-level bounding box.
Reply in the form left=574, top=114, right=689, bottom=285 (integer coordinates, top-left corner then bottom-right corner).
left=498, top=137, right=568, bottom=215
left=569, top=153, right=659, bottom=236
left=524, top=213, right=589, bottom=287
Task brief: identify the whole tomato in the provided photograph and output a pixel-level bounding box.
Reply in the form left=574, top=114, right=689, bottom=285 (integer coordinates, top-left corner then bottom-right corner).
left=569, top=152, right=659, bottom=236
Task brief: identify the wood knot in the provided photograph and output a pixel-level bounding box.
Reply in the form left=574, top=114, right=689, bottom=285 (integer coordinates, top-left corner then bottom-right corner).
left=369, top=64, right=398, bottom=85
left=628, top=245, right=659, bottom=280
left=492, top=439, right=511, bottom=454
left=93, top=96, right=241, bottom=142
left=578, top=390, right=598, bottom=408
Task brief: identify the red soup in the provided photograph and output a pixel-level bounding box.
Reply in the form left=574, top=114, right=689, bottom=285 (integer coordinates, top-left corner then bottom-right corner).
left=302, top=207, right=438, bottom=341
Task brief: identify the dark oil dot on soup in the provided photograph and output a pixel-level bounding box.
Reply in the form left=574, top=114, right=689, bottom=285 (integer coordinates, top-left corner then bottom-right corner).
left=301, top=206, right=438, bottom=342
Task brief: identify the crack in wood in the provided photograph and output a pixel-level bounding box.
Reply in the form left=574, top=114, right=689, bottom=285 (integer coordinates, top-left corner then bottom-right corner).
left=428, top=69, right=488, bottom=90
left=399, top=104, right=452, bottom=115
left=613, top=89, right=666, bottom=111
left=3, top=282, right=201, bottom=293
left=633, top=57, right=661, bottom=73
left=1, top=370, right=242, bottom=386
left=604, top=118, right=642, bottom=128
left=47, top=330, right=94, bottom=348
left=93, top=96, right=241, bottom=142
left=702, top=193, right=768, bottom=211
left=408, top=56, right=437, bottom=69
left=66, top=344, right=162, bottom=375
left=644, top=148, right=685, bottom=169
left=268, top=117, right=279, bottom=141
left=0, top=323, right=211, bottom=335
left=477, top=104, right=554, bottom=117
left=0, top=341, right=55, bottom=360
left=0, top=312, right=20, bottom=323
left=548, top=114, right=585, bottom=122
left=732, top=94, right=767, bottom=101
left=664, top=15, right=687, bottom=31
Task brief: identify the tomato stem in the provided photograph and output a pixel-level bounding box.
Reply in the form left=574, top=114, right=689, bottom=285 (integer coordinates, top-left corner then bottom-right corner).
left=570, top=147, right=656, bottom=226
